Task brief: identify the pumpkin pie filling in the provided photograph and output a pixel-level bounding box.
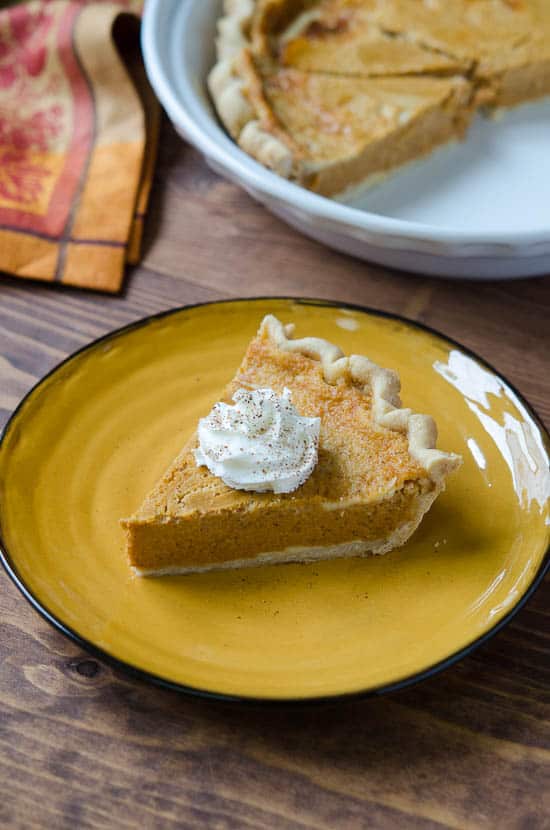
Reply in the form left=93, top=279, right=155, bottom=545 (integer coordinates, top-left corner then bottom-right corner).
left=237, top=57, right=474, bottom=195
left=122, top=316, right=461, bottom=575
left=265, top=0, right=471, bottom=77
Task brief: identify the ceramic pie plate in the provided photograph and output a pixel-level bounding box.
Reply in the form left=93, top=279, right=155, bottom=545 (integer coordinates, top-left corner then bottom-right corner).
left=1, top=299, right=549, bottom=703
left=141, top=0, right=550, bottom=279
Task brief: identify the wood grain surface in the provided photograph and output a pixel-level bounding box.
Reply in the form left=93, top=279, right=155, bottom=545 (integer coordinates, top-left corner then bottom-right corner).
left=1, top=121, right=549, bottom=830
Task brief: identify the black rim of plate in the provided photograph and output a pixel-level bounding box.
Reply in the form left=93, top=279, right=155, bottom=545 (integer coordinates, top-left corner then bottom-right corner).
left=0, top=297, right=549, bottom=706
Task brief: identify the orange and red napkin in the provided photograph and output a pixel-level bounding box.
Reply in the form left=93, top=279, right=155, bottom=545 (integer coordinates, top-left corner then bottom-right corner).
left=0, top=0, right=159, bottom=292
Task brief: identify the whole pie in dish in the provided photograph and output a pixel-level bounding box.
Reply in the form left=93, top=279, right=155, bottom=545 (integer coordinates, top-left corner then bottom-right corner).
left=208, top=0, right=550, bottom=196
left=122, top=315, right=462, bottom=575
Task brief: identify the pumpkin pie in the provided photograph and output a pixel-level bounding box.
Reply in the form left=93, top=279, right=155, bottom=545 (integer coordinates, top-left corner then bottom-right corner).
left=122, top=315, right=461, bottom=575
left=213, top=51, right=474, bottom=196
left=208, top=0, right=550, bottom=195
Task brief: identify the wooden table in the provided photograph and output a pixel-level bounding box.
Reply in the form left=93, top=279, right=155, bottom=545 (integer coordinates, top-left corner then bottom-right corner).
left=1, top=121, right=549, bottom=830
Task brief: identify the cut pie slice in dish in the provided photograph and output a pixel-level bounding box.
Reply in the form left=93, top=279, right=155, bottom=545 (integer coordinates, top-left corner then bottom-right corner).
left=122, top=315, right=462, bottom=575
left=211, top=52, right=474, bottom=196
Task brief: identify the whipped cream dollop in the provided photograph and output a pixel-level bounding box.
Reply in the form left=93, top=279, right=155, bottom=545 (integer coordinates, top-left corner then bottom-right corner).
left=194, top=387, right=320, bottom=494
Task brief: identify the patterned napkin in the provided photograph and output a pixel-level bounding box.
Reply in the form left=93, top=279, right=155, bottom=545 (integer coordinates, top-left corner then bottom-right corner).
left=0, top=0, right=159, bottom=292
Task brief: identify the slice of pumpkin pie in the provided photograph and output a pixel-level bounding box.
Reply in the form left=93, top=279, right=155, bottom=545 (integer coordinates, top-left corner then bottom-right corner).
left=210, top=51, right=474, bottom=196
left=122, top=315, right=461, bottom=575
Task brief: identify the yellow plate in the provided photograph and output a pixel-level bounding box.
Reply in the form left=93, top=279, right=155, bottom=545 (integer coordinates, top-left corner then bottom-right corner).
left=1, top=299, right=549, bottom=702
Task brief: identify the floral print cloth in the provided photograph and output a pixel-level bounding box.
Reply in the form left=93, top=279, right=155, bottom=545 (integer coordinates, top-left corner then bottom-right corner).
left=0, top=0, right=159, bottom=292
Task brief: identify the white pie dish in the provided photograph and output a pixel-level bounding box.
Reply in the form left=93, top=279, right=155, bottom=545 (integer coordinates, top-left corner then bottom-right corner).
left=141, top=0, right=550, bottom=280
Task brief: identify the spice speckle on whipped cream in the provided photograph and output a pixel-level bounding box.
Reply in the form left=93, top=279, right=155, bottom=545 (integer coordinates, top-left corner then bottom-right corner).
left=194, top=387, right=320, bottom=493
